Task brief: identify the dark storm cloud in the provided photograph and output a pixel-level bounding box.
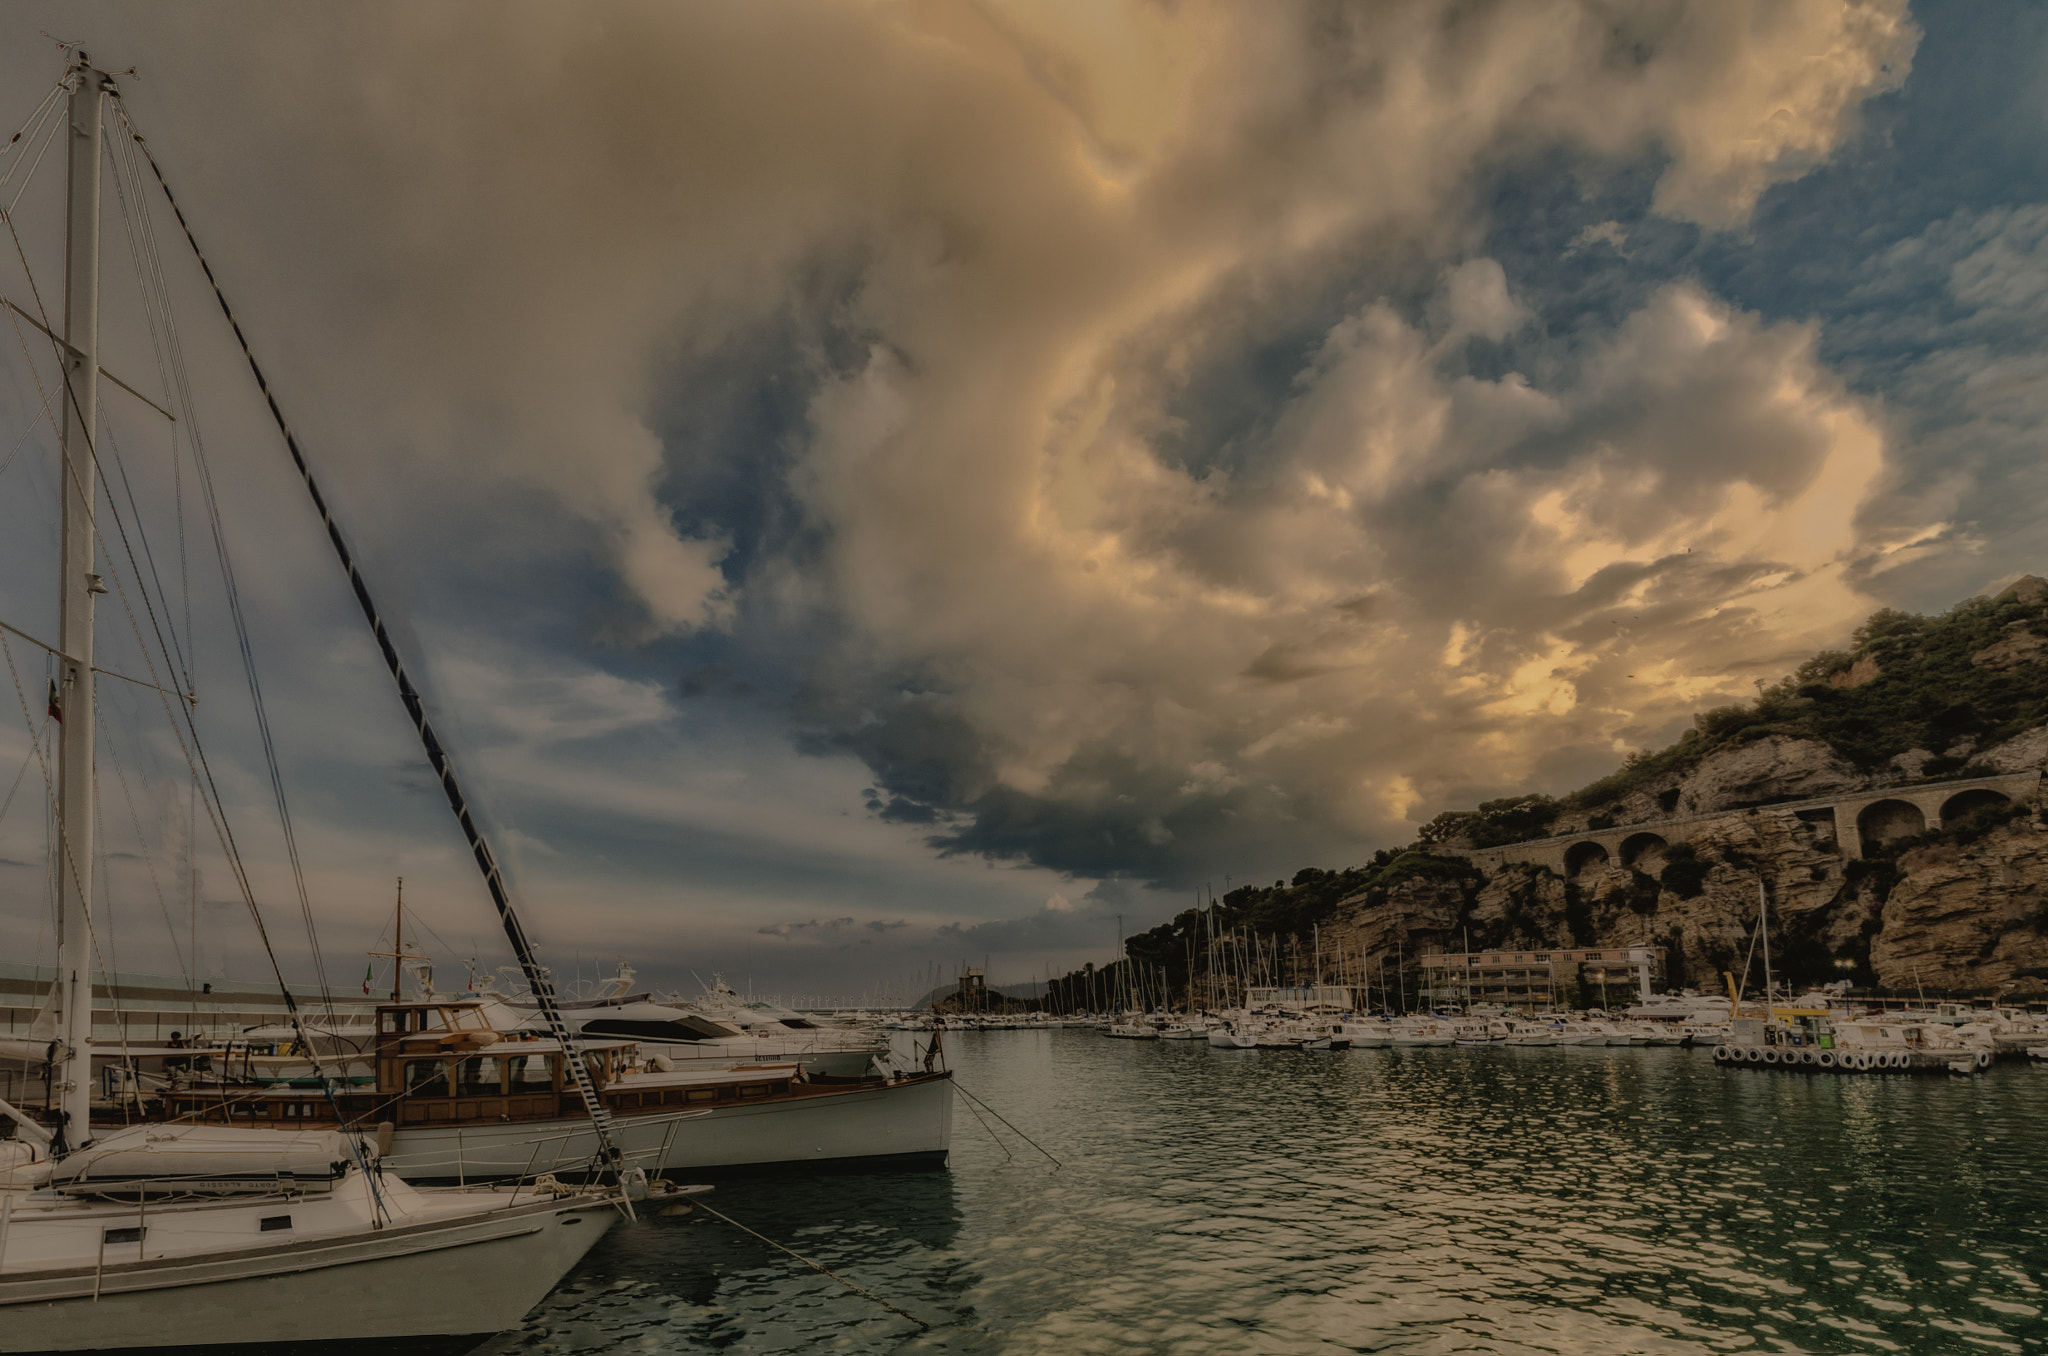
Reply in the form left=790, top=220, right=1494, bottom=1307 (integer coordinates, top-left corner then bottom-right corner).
left=17, top=1, right=2033, bottom=999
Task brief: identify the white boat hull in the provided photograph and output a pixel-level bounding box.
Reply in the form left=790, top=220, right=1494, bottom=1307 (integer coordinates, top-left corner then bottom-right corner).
left=0, top=1192, right=612, bottom=1353
left=383, top=1074, right=955, bottom=1181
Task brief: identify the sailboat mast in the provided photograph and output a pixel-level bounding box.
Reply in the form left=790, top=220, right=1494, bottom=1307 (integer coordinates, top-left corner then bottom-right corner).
left=53, top=54, right=107, bottom=1152
left=1758, top=879, right=1774, bottom=1015
left=392, top=878, right=403, bottom=1002
left=125, top=128, right=641, bottom=1193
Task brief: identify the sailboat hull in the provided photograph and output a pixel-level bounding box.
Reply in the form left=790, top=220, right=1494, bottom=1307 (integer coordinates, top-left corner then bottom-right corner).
left=0, top=1196, right=611, bottom=1354
left=381, top=1072, right=955, bottom=1182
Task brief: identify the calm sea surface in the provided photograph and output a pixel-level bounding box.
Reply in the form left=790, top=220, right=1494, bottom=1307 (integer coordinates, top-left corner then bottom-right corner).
left=477, top=1031, right=2048, bottom=1355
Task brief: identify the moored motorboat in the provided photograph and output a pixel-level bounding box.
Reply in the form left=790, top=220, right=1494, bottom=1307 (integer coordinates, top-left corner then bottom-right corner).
left=0, top=1122, right=641, bottom=1354
left=139, top=997, right=953, bottom=1179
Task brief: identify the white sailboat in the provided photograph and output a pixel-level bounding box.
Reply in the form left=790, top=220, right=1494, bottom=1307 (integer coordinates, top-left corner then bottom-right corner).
left=0, top=1124, right=639, bottom=1354
left=0, top=54, right=656, bottom=1350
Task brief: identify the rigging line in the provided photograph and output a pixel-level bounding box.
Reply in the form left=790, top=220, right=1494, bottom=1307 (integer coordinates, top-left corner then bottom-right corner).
left=104, top=112, right=210, bottom=1023
left=0, top=300, right=176, bottom=422
left=105, top=112, right=338, bottom=1034
left=0, top=81, right=63, bottom=172
left=0, top=630, right=125, bottom=1078
left=0, top=725, right=41, bottom=833
left=95, top=409, right=194, bottom=690
left=89, top=410, right=203, bottom=718
left=101, top=139, right=193, bottom=681
left=0, top=615, right=198, bottom=711
left=59, top=377, right=338, bottom=1085
left=129, top=371, right=339, bottom=1027
left=117, top=93, right=645, bottom=1196
left=0, top=404, right=48, bottom=480
left=0, top=610, right=196, bottom=702
left=131, top=128, right=638, bottom=1193
left=116, top=600, right=339, bottom=1082
left=0, top=84, right=64, bottom=184
left=87, top=734, right=135, bottom=1058
left=94, top=691, right=192, bottom=986
left=0, top=91, right=65, bottom=215
left=110, top=126, right=193, bottom=435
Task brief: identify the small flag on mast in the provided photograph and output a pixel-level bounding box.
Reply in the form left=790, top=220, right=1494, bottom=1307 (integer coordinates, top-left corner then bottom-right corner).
left=46, top=679, right=61, bottom=724
left=362, top=961, right=374, bottom=996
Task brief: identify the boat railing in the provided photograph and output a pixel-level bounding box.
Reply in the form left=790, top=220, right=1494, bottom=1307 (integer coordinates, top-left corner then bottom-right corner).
left=376, top=1108, right=710, bottom=1189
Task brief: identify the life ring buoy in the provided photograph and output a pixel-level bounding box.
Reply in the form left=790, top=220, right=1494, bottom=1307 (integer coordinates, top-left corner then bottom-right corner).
left=1816, top=1049, right=1835, bottom=1069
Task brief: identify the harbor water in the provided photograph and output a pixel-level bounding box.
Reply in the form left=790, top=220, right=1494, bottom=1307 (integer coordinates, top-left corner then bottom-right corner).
left=480, top=1031, right=2048, bottom=1355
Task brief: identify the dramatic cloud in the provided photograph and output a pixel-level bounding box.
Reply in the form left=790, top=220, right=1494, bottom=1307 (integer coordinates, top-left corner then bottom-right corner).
left=20, top=0, right=2048, bottom=998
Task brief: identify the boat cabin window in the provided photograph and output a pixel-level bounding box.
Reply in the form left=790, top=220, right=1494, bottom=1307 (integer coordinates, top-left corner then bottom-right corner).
left=508, top=1053, right=557, bottom=1094
left=382, top=1009, right=434, bottom=1035
left=404, top=1058, right=450, bottom=1096
left=440, top=1005, right=490, bottom=1031
left=455, top=1055, right=500, bottom=1097
left=582, top=1016, right=734, bottom=1042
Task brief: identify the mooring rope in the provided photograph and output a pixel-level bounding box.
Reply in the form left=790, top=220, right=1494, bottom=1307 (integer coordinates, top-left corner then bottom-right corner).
left=951, top=1081, right=1061, bottom=1169
left=952, top=1084, right=1012, bottom=1163
left=689, top=1198, right=930, bottom=1331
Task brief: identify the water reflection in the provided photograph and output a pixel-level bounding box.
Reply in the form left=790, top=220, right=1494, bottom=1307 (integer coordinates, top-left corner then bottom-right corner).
left=477, top=1034, right=2048, bottom=1354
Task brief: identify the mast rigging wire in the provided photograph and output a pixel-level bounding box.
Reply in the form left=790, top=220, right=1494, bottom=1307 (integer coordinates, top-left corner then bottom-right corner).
left=115, top=91, right=639, bottom=1194
left=95, top=692, right=193, bottom=988
left=0, top=65, right=337, bottom=1103
left=105, top=104, right=341, bottom=1030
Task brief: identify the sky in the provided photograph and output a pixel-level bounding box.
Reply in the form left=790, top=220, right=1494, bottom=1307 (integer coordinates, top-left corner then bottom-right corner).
left=0, top=1, right=2043, bottom=1003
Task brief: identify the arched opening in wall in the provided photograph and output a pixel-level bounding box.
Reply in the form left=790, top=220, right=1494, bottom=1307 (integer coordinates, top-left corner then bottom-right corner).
left=1940, top=788, right=2011, bottom=825
left=1856, top=799, right=1926, bottom=851
left=1564, top=841, right=1610, bottom=878
left=1619, top=832, right=1668, bottom=870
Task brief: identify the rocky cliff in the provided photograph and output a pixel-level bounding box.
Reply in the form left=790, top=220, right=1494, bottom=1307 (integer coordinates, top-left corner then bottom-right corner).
left=1099, top=580, right=2048, bottom=1005
left=1317, top=793, right=2048, bottom=998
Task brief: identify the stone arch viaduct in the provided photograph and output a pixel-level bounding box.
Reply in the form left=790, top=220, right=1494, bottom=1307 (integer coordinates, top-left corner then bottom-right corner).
left=1467, top=770, right=2042, bottom=878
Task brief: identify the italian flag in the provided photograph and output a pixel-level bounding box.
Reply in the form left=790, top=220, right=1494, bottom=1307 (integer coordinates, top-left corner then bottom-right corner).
left=362, top=961, right=374, bottom=995
left=46, top=679, right=61, bottom=724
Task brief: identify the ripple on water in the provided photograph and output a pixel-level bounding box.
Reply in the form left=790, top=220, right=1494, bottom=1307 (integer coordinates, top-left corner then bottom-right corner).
left=474, top=1037, right=2048, bottom=1355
